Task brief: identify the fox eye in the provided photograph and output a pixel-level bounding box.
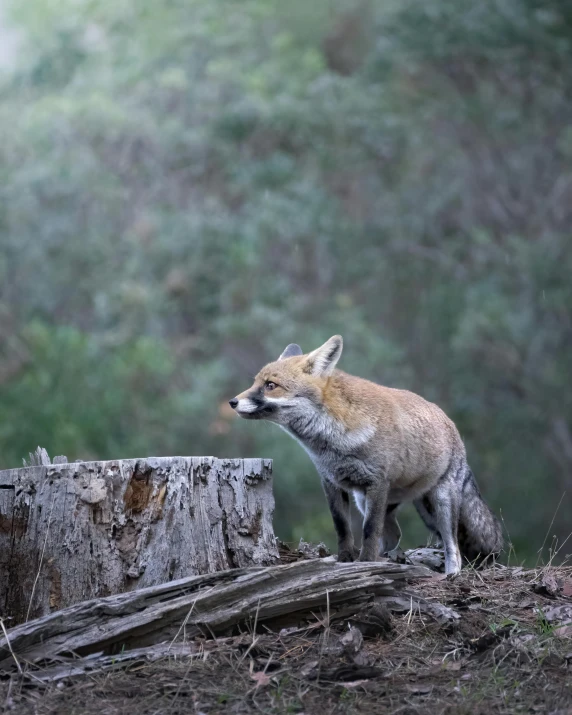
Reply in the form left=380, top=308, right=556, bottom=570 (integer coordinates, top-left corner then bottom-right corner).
left=265, top=381, right=277, bottom=391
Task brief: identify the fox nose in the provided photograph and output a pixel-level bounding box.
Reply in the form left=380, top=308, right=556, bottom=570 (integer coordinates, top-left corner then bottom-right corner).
left=229, top=398, right=239, bottom=409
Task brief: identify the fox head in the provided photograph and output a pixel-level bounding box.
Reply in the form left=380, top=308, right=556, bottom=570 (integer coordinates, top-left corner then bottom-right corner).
left=229, top=335, right=343, bottom=425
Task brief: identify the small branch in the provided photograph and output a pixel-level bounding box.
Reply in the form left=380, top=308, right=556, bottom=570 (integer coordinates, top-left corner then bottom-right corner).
left=25, top=495, right=56, bottom=623
left=0, top=618, right=23, bottom=676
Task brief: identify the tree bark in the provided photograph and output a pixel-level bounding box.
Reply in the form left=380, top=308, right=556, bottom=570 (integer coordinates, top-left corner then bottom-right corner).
left=0, top=456, right=278, bottom=625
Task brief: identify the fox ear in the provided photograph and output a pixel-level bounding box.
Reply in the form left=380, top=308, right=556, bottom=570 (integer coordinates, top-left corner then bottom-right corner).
left=305, top=335, right=343, bottom=377
left=278, top=343, right=303, bottom=360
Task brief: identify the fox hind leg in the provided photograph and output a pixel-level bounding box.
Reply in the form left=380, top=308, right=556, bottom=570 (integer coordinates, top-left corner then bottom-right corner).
left=414, top=497, right=443, bottom=548
left=421, top=483, right=462, bottom=576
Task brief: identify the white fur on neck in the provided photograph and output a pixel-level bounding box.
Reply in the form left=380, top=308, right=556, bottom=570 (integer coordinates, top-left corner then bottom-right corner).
left=277, top=402, right=375, bottom=458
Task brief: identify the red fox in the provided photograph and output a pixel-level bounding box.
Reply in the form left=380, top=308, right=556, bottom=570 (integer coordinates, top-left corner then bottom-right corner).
left=230, top=336, right=503, bottom=575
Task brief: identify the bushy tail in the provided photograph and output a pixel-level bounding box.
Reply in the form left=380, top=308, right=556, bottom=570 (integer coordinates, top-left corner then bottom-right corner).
left=458, top=468, right=504, bottom=566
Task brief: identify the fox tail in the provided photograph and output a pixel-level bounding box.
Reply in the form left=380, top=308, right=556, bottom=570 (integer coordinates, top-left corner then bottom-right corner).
left=458, top=467, right=504, bottom=565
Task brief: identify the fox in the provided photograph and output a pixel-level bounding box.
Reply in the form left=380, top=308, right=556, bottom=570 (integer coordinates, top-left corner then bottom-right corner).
left=229, top=335, right=503, bottom=575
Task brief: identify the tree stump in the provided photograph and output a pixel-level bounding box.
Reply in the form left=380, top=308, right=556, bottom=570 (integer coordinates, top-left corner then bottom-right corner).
left=0, top=455, right=278, bottom=625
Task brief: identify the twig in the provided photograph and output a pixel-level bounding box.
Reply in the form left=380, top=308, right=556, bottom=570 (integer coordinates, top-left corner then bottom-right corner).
left=167, top=586, right=216, bottom=650
left=26, top=494, right=56, bottom=622
left=406, top=596, right=414, bottom=626
left=536, top=493, right=565, bottom=567
left=167, top=657, right=195, bottom=713
left=240, top=599, right=262, bottom=663
left=0, top=617, right=23, bottom=675
left=546, top=530, right=572, bottom=568
left=499, top=507, right=519, bottom=569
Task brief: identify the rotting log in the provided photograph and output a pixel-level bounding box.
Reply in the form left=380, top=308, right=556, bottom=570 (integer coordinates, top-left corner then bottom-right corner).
left=0, top=557, right=456, bottom=678
left=0, top=453, right=278, bottom=625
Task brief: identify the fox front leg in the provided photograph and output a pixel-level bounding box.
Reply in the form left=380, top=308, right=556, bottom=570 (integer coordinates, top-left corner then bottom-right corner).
left=322, top=479, right=358, bottom=562
left=359, top=483, right=389, bottom=562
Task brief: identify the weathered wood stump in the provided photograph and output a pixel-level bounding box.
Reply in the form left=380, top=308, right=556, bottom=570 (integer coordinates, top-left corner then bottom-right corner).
left=0, top=454, right=278, bottom=625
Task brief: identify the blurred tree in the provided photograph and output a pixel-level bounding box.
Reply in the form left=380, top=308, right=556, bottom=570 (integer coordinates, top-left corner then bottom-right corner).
left=0, top=0, right=570, bottom=561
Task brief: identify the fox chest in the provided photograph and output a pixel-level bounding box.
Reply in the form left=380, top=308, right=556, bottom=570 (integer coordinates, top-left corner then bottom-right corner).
left=284, top=418, right=383, bottom=488
left=310, top=448, right=383, bottom=489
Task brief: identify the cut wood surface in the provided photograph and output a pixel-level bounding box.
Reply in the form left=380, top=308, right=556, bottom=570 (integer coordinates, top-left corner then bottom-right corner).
left=0, top=453, right=278, bottom=625
left=0, top=557, right=450, bottom=677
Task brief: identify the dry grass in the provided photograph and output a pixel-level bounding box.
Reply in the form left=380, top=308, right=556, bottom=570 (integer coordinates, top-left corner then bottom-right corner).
left=1, top=561, right=571, bottom=714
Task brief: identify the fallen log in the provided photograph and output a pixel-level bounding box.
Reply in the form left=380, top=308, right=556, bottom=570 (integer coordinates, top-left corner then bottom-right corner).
left=0, top=451, right=278, bottom=624
left=0, top=557, right=454, bottom=676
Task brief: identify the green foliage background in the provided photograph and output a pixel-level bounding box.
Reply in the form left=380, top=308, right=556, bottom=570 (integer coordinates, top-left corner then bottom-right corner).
left=1, top=0, right=571, bottom=561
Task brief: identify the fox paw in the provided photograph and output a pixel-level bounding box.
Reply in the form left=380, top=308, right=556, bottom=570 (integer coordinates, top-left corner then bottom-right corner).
left=338, top=546, right=360, bottom=563
left=385, top=546, right=410, bottom=565
left=358, top=547, right=379, bottom=562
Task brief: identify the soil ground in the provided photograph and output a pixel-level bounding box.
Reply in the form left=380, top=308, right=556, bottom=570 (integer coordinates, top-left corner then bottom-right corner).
left=1, top=559, right=571, bottom=714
